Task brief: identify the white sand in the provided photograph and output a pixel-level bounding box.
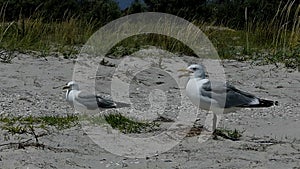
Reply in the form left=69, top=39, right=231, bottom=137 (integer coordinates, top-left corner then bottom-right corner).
left=0, top=50, right=299, bottom=168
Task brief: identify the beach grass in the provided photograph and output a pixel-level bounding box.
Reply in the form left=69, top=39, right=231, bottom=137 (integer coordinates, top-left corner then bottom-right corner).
left=81, top=113, right=160, bottom=134
left=0, top=2, right=299, bottom=68
left=0, top=113, right=160, bottom=140
left=214, top=128, right=244, bottom=141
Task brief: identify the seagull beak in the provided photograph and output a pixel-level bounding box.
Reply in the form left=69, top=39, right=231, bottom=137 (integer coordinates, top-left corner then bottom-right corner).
left=62, top=85, right=70, bottom=90
left=52, top=84, right=66, bottom=89
left=178, top=68, right=192, bottom=78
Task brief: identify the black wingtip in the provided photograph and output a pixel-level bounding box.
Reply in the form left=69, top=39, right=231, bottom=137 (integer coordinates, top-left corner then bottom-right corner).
left=114, top=102, right=131, bottom=108
left=258, top=99, right=278, bottom=107
left=96, top=99, right=117, bottom=108
left=242, top=99, right=278, bottom=108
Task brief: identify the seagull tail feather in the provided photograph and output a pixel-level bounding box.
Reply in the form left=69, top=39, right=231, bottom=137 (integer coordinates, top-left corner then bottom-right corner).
left=96, top=98, right=117, bottom=108
left=252, top=99, right=278, bottom=107
left=238, top=98, right=278, bottom=108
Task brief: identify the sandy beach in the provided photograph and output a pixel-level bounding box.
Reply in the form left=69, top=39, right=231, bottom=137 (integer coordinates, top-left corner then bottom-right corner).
left=0, top=49, right=299, bottom=169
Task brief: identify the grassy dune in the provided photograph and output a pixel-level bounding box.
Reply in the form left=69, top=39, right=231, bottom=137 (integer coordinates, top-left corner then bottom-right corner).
left=0, top=1, right=299, bottom=68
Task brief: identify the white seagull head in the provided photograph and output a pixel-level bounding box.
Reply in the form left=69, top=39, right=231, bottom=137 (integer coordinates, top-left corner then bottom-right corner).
left=63, top=81, right=80, bottom=91
left=178, top=64, right=206, bottom=79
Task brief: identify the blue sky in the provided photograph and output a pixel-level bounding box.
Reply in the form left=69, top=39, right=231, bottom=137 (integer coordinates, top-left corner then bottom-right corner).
left=114, top=0, right=144, bottom=10
left=114, top=0, right=134, bottom=10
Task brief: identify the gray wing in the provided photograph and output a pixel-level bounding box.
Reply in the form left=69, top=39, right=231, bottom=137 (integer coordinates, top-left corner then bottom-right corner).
left=201, top=81, right=257, bottom=108
left=76, top=92, right=116, bottom=109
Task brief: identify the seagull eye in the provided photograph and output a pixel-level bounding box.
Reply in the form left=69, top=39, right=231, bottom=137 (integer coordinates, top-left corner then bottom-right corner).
left=191, top=67, right=197, bottom=71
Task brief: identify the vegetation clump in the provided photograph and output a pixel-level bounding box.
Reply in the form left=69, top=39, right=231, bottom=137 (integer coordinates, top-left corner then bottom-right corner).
left=0, top=114, right=79, bottom=149
left=104, top=113, right=160, bottom=134
left=213, top=128, right=244, bottom=141
left=0, top=112, right=161, bottom=150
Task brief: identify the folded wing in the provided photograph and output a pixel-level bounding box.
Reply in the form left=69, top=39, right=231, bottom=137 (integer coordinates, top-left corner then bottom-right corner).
left=75, top=92, right=116, bottom=109
left=200, top=81, right=274, bottom=108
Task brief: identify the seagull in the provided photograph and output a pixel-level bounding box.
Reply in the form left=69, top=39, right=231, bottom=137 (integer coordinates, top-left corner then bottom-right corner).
left=179, top=64, right=278, bottom=131
left=63, top=81, right=117, bottom=110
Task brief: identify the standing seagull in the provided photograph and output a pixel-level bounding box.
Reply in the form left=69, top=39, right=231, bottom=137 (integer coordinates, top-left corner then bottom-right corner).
left=179, top=64, right=278, bottom=132
left=63, top=81, right=117, bottom=110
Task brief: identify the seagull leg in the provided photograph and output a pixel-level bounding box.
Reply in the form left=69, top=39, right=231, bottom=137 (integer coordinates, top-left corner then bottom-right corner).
left=198, top=111, right=218, bottom=143
left=204, top=111, right=222, bottom=132
left=204, top=111, right=217, bottom=132
left=212, top=113, right=217, bottom=131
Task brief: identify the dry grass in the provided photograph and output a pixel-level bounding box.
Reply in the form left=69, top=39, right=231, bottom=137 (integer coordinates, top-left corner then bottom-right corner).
left=0, top=1, right=299, bottom=67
